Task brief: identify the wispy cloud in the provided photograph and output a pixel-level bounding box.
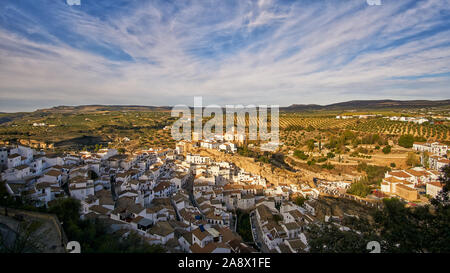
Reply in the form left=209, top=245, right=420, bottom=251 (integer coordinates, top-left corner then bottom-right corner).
left=0, top=0, right=449, bottom=112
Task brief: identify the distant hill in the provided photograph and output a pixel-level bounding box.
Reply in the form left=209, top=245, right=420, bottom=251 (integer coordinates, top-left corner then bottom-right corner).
left=3, top=99, right=450, bottom=118
left=0, top=105, right=173, bottom=125
left=36, top=105, right=172, bottom=113
left=282, top=99, right=450, bottom=112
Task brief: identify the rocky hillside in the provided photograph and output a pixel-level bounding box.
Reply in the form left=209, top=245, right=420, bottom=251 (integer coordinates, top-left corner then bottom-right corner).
left=310, top=196, right=376, bottom=223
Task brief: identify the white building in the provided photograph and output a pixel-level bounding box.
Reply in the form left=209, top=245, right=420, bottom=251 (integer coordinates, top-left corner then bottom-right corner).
left=0, top=147, right=8, bottom=169
left=426, top=182, right=443, bottom=198
left=97, top=148, right=118, bottom=160
left=38, top=169, right=62, bottom=185
left=413, top=142, right=448, bottom=157
left=237, top=195, right=255, bottom=210
left=7, top=154, right=22, bottom=169
left=429, top=156, right=450, bottom=171
left=186, top=154, right=211, bottom=164
left=69, top=177, right=95, bottom=200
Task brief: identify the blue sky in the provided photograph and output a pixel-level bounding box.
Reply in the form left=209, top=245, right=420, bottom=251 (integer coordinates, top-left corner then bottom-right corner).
left=0, top=0, right=449, bottom=112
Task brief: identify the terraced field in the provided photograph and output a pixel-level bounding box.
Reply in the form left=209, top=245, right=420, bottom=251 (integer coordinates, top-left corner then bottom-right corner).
left=0, top=111, right=176, bottom=150
left=277, top=114, right=450, bottom=142
left=2, top=108, right=449, bottom=153
left=279, top=116, right=359, bottom=129
left=346, top=119, right=450, bottom=141
left=227, top=115, right=357, bottom=130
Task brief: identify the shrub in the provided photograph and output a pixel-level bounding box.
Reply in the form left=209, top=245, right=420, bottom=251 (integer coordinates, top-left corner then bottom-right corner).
left=317, top=157, right=327, bottom=163
left=293, top=150, right=309, bottom=160
left=382, top=145, right=391, bottom=154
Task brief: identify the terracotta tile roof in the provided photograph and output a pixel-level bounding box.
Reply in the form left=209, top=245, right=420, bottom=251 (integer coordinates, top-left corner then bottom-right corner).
left=396, top=183, right=416, bottom=192
left=405, top=169, right=428, bottom=177
left=383, top=176, right=403, bottom=183
left=192, top=227, right=211, bottom=241
left=45, top=169, right=61, bottom=177
left=89, top=205, right=111, bottom=215
left=8, top=153, right=20, bottom=159
left=388, top=171, right=412, bottom=179
left=15, top=165, right=29, bottom=170
left=428, top=182, right=443, bottom=188
left=149, top=221, right=174, bottom=237
left=190, top=242, right=229, bottom=253
left=153, top=181, right=171, bottom=192
left=438, top=158, right=450, bottom=164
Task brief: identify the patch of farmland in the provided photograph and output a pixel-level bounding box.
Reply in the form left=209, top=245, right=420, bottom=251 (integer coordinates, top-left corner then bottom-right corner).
left=346, top=119, right=450, bottom=141
left=279, top=117, right=358, bottom=129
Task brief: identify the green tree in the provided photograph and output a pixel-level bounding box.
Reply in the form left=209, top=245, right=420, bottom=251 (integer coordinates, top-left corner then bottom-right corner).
left=306, top=139, right=315, bottom=151
left=372, top=197, right=444, bottom=253
left=422, top=151, right=430, bottom=168
left=294, top=196, right=307, bottom=207
left=236, top=210, right=252, bottom=242
left=307, top=219, right=378, bottom=253
left=47, top=198, right=163, bottom=253
left=406, top=152, right=419, bottom=167
left=347, top=180, right=371, bottom=197
left=398, top=134, right=415, bottom=148
left=431, top=164, right=450, bottom=208
left=48, top=198, right=81, bottom=227
left=307, top=159, right=316, bottom=166
left=382, top=145, right=391, bottom=154
left=294, top=150, right=309, bottom=160
left=359, top=166, right=450, bottom=253
left=357, top=162, right=389, bottom=185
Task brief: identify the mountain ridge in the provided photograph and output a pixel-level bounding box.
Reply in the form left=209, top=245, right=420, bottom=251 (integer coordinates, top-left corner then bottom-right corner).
left=283, top=99, right=450, bottom=111
left=4, top=99, right=450, bottom=115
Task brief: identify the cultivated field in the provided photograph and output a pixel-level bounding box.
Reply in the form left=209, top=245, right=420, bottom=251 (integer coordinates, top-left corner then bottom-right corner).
left=0, top=111, right=175, bottom=151
left=347, top=118, right=450, bottom=141
left=280, top=116, right=359, bottom=130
